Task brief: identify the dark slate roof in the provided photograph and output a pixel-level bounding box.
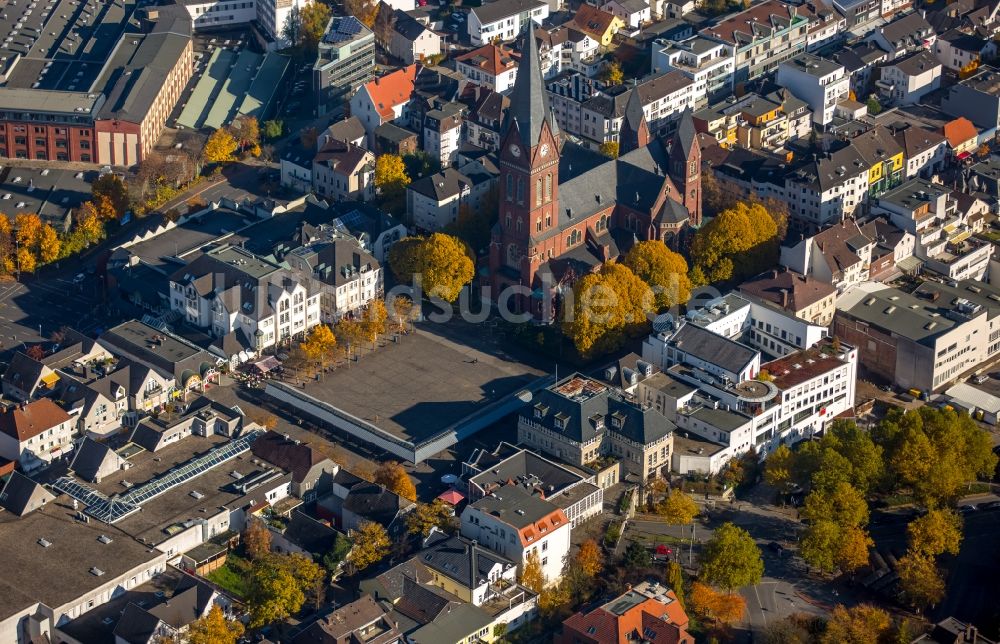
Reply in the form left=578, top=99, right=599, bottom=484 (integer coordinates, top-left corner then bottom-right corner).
left=622, top=86, right=646, bottom=133
left=113, top=603, right=162, bottom=644
left=70, top=437, right=122, bottom=483
left=394, top=10, right=429, bottom=40
left=283, top=509, right=341, bottom=555
left=670, top=324, right=757, bottom=374
left=0, top=471, right=55, bottom=516
left=504, top=26, right=559, bottom=149
left=527, top=373, right=675, bottom=446
left=343, top=482, right=411, bottom=527
left=408, top=167, right=473, bottom=201
left=418, top=532, right=513, bottom=588
left=393, top=575, right=461, bottom=624
left=675, top=109, right=696, bottom=160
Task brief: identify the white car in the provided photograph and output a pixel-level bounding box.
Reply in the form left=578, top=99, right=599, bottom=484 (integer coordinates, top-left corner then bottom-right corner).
left=72, top=273, right=85, bottom=284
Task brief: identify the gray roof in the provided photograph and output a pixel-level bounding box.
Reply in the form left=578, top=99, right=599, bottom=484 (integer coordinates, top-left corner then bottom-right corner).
left=837, top=285, right=958, bottom=345
left=877, top=11, right=934, bottom=48
left=472, top=0, right=547, bottom=25
left=504, top=26, right=559, bottom=149
left=70, top=438, right=124, bottom=483
left=418, top=532, right=513, bottom=588
left=408, top=167, right=473, bottom=201
left=781, top=52, right=842, bottom=78
left=890, top=49, right=941, bottom=76
left=469, top=485, right=561, bottom=528
left=468, top=446, right=584, bottom=495
left=0, top=471, right=56, bottom=516
left=670, top=323, right=757, bottom=375
left=408, top=602, right=494, bottom=644
left=689, top=406, right=753, bottom=433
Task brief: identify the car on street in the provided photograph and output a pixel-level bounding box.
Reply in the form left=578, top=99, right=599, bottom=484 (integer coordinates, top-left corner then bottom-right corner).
left=72, top=273, right=85, bottom=284
left=959, top=504, right=978, bottom=514
left=972, top=374, right=989, bottom=385
left=767, top=541, right=784, bottom=553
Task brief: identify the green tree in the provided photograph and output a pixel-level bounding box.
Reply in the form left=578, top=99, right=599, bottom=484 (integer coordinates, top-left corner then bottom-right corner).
left=406, top=500, right=456, bottom=537
left=666, top=561, right=685, bottom=607
left=699, top=522, right=763, bottom=592
left=562, top=262, right=654, bottom=357
left=657, top=489, right=699, bottom=524
left=263, top=119, right=283, bottom=140
left=322, top=532, right=353, bottom=574
left=188, top=605, right=244, bottom=644
left=800, top=482, right=872, bottom=574
left=346, top=521, right=390, bottom=572
left=820, top=604, right=891, bottom=644
left=690, top=201, right=780, bottom=285
left=623, top=240, right=693, bottom=310
left=818, top=420, right=884, bottom=494
left=622, top=542, right=652, bottom=569
left=599, top=140, right=620, bottom=158
left=907, top=509, right=963, bottom=557
left=867, top=96, right=883, bottom=114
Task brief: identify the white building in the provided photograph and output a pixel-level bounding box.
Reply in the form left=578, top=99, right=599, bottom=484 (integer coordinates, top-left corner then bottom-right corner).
left=652, top=36, right=734, bottom=102
left=182, top=0, right=311, bottom=48
left=877, top=50, right=941, bottom=106
left=460, top=485, right=571, bottom=585
left=467, top=0, right=549, bottom=45
left=283, top=239, right=383, bottom=323
left=579, top=70, right=697, bottom=146
left=168, top=245, right=322, bottom=351
left=0, top=399, right=74, bottom=472
left=781, top=220, right=875, bottom=293
left=776, top=53, right=850, bottom=127
left=455, top=43, right=519, bottom=92
left=349, top=64, right=418, bottom=143
left=600, top=0, right=650, bottom=29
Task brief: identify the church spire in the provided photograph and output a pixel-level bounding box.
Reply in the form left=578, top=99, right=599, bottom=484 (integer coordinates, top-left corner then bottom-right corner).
left=504, top=26, right=559, bottom=149
left=619, top=87, right=650, bottom=155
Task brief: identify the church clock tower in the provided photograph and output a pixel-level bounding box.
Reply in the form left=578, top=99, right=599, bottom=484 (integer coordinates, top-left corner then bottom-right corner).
left=489, top=28, right=561, bottom=309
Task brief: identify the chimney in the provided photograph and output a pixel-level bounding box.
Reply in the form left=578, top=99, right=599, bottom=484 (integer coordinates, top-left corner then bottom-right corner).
left=781, top=289, right=789, bottom=308
left=966, top=625, right=978, bottom=642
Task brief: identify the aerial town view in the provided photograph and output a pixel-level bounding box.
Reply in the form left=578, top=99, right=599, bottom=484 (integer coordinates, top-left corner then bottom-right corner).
left=0, top=0, right=998, bottom=639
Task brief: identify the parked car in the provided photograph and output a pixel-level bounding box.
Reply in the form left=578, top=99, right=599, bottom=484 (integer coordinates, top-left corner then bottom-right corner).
left=972, top=374, right=989, bottom=385
left=72, top=273, right=85, bottom=284
left=959, top=504, right=978, bottom=514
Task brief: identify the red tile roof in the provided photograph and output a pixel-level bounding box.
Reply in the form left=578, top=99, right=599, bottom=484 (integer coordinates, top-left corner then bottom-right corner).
left=456, top=43, right=518, bottom=77
left=362, top=64, right=419, bottom=120
left=572, top=4, right=621, bottom=39
left=558, top=590, right=693, bottom=644
left=943, top=116, right=978, bottom=148
left=0, top=399, right=71, bottom=442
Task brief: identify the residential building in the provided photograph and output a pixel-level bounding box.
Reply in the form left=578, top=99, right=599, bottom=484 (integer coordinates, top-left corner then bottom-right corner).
left=652, top=36, right=735, bottom=102
left=892, top=123, right=948, bottom=178
left=699, top=0, right=810, bottom=86
left=832, top=0, right=882, bottom=33
left=251, top=431, right=338, bottom=500
left=851, top=125, right=905, bottom=197
left=463, top=442, right=605, bottom=527
left=519, top=373, right=676, bottom=480
left=798, top=0, right=846, bottom=52
left=456, top=43, right=519, bottom=93
left=834, top=280, right=1000, bottom=391
left=467, top=0, right=550, bottom=45
left=694, top=90, right=811, bottom=151
left=600, top=0, right=651, bottom=29
left=408, top=165, right=495, bottom=232
left=312, top=138, right=376, bottom=202
left=642, top=321, right=761, bottom=384
left=350, top=64, right=419, bottom=143
left=460, top=484, right=571, bottom=584
left=877, top=50, right=942, bottom=105
left=423, top=103, right=466, bottom=167
left=557, top=581, right=693, bottom=644
left=291, top=595, right=403, bottom=644
left=314, top=16, right=376, bottom=116
left=461, top=85, right=509, bottom=152
left=388, top=11, right=441, bottom=65
left=934, top=28, right=992, bottom=71
left=870, top=178, right=990, bottom=281
left=739, top=269, right=839, bottom=326
left=835, top=41, right=889, bottom=97
left=0, top=399, right=74, bottom=471
left=781, top=220, right=876, bottom=292
left=375, top=122, right=419, bottom=156
left=776, top=53, right=850, bottom=127
left=578, top=71, right=696, bottom=147
left=912, top=618, right=998, bottom=644
left=571, top=5, right=625, bottom=47
left=281, top=238, right=382, bottom=322
left=866, top=11, right=936, bottom=59
left=941, top=116, right=979, bottom=161
left=941, top=65, right=1000, bottom=130
left=782, top=144, right=870, bottom=233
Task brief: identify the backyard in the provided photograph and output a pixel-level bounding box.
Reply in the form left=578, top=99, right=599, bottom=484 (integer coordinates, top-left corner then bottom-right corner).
left=205, top=551, right=252, bottom=599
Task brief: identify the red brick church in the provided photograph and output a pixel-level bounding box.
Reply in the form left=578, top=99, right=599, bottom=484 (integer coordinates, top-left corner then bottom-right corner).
left=486, top=29, right=702, bottom=318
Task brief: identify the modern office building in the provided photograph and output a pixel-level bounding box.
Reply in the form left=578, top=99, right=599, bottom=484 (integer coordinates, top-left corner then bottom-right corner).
left=314, top=16, right=376, bottom=116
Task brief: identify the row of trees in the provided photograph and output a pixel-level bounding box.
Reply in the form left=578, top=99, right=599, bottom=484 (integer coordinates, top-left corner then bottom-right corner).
left=765, top=409, right=996, bottom=609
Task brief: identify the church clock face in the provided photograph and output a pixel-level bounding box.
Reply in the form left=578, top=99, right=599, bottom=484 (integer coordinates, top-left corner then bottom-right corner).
left=509, top=143, right=521, bottom=158
left=540, top=143, right=550, bottom=157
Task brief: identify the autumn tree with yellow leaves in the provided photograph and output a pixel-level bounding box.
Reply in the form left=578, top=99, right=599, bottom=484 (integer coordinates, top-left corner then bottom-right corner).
left=203, top=128, right=239, bottom=164
left=562, top=262, right=654, bottom=358
left=690, top=200, right=783, bottom=285
left=374, top=461, right=417, bottom=501
left=346, top=520, right=390, bottom=573
left=387, top=233, right=474, bottom=303
left=623, top=240, right=693, bottom=310
left=188, top=605, right=244, bottom=644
